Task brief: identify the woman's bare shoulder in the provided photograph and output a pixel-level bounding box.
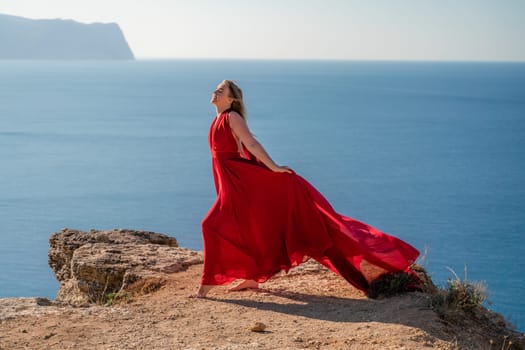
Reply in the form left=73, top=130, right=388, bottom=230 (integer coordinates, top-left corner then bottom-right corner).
left=228, top=110, right=243, bottom=120
left=227, top=111, right=246, bottom=126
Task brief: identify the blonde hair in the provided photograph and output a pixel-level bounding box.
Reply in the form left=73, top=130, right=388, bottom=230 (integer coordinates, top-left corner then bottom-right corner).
left=223, top=80, right=247, bottom=119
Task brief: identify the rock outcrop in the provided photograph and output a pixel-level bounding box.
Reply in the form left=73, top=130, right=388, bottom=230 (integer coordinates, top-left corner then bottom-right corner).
left=49, top=228, right=203, bottom=304
left=0, top=13, right=135, bottom=60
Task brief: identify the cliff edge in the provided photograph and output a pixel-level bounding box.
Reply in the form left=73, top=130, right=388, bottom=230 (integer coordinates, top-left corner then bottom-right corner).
left=0, top=228, right=522, bottom=350
left=0, top=13, right=135, bottom=60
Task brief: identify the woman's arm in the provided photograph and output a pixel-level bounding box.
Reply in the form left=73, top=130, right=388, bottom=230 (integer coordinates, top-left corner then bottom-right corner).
left=228, top=111, right=291, bottom=173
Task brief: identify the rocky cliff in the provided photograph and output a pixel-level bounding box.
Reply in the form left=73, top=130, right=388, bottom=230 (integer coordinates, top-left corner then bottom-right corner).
left=48, top=228, right=202, bottom=304
left=0, top=13, right=135, bottom=60
left=0, top=228, right=523, bottom=350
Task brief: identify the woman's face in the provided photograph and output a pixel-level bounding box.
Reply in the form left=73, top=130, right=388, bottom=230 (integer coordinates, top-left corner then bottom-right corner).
left=211, top=82, right=233, bottom=107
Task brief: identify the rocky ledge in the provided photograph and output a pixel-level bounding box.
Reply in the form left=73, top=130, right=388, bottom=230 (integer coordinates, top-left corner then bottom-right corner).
left=0, top=228, right=523, bottom=350
left=48, top=228, right=203, bottom=304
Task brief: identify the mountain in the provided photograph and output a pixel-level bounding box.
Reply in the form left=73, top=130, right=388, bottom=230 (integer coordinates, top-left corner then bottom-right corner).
left=0, top=13, right=135, bottom=60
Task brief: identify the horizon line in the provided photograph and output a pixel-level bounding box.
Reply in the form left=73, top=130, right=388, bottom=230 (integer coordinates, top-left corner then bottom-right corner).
left=134, top=57, right=525, bottom=64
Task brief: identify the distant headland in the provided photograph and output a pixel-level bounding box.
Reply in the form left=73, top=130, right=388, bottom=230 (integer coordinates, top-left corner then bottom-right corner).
left=0, top=13, right=134, bottom=60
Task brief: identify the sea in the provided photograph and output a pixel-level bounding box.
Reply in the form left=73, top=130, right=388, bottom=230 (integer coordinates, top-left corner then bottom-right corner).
left=0, top=59, right=524, bottom=330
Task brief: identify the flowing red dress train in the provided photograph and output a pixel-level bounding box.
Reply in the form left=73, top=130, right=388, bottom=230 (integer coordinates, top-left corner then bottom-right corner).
left=201, top=110, right=419, bottom=293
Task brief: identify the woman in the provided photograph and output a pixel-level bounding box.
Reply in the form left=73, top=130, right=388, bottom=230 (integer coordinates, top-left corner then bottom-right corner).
left=193, top=80, right=419, bottom=298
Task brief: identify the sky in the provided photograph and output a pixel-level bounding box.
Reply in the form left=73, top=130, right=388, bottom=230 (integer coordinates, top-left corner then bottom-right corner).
left=1, top=0, right=524, bottom=61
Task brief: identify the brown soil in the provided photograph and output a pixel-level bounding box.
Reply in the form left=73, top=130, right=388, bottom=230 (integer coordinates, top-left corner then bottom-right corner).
left=0, top=262, right=521, bottom=350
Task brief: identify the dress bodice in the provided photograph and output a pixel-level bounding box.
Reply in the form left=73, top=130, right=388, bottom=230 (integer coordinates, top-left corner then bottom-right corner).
left=209, top=110, right=250, bottom=160
left=209, top=110, right=240, bottom=159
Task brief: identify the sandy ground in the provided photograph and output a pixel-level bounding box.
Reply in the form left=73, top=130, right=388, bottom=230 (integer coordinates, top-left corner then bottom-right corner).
left=0, top=263, right=510, bottom=350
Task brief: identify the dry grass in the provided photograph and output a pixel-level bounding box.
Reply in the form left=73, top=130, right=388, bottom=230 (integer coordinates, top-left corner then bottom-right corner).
left=367, top=270, right=422, bottom=299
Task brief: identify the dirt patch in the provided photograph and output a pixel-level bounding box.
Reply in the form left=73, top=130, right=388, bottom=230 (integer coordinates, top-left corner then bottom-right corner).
left=0, top=263, right=522, bottom=350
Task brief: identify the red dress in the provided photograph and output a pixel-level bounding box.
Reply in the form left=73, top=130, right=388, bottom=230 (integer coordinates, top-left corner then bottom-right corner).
left=201, top=110, right=419, bottom=293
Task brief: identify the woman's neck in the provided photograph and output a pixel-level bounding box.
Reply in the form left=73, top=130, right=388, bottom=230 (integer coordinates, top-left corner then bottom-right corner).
left=215, top=105, right=231, bottom=115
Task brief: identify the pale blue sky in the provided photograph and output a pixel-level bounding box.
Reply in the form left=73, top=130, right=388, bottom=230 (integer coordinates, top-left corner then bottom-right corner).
left=1, top=0, right=524, bottom=61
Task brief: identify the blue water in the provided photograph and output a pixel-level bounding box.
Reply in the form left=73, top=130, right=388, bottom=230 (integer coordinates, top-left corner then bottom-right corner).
left=1, top=60, right=524, bottom=330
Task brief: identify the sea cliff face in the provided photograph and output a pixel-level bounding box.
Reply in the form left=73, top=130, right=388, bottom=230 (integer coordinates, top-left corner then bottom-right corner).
left=0, top=13, right=135, bottom=60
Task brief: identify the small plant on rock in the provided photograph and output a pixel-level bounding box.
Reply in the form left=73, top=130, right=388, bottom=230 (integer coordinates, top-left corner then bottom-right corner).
left=367, top=265, right=425, bottom=299
left=439, top=266, right=487, bottom=312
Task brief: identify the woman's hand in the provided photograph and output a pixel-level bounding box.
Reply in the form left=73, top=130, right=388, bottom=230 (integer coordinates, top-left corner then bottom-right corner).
left=271, top=165, right=293, bottom=173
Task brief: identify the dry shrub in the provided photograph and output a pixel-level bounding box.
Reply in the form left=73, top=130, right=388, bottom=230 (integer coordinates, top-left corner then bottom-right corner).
left=367, top=267, right=424, bottom=299
left=434, top=266, right=487, bottom=314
